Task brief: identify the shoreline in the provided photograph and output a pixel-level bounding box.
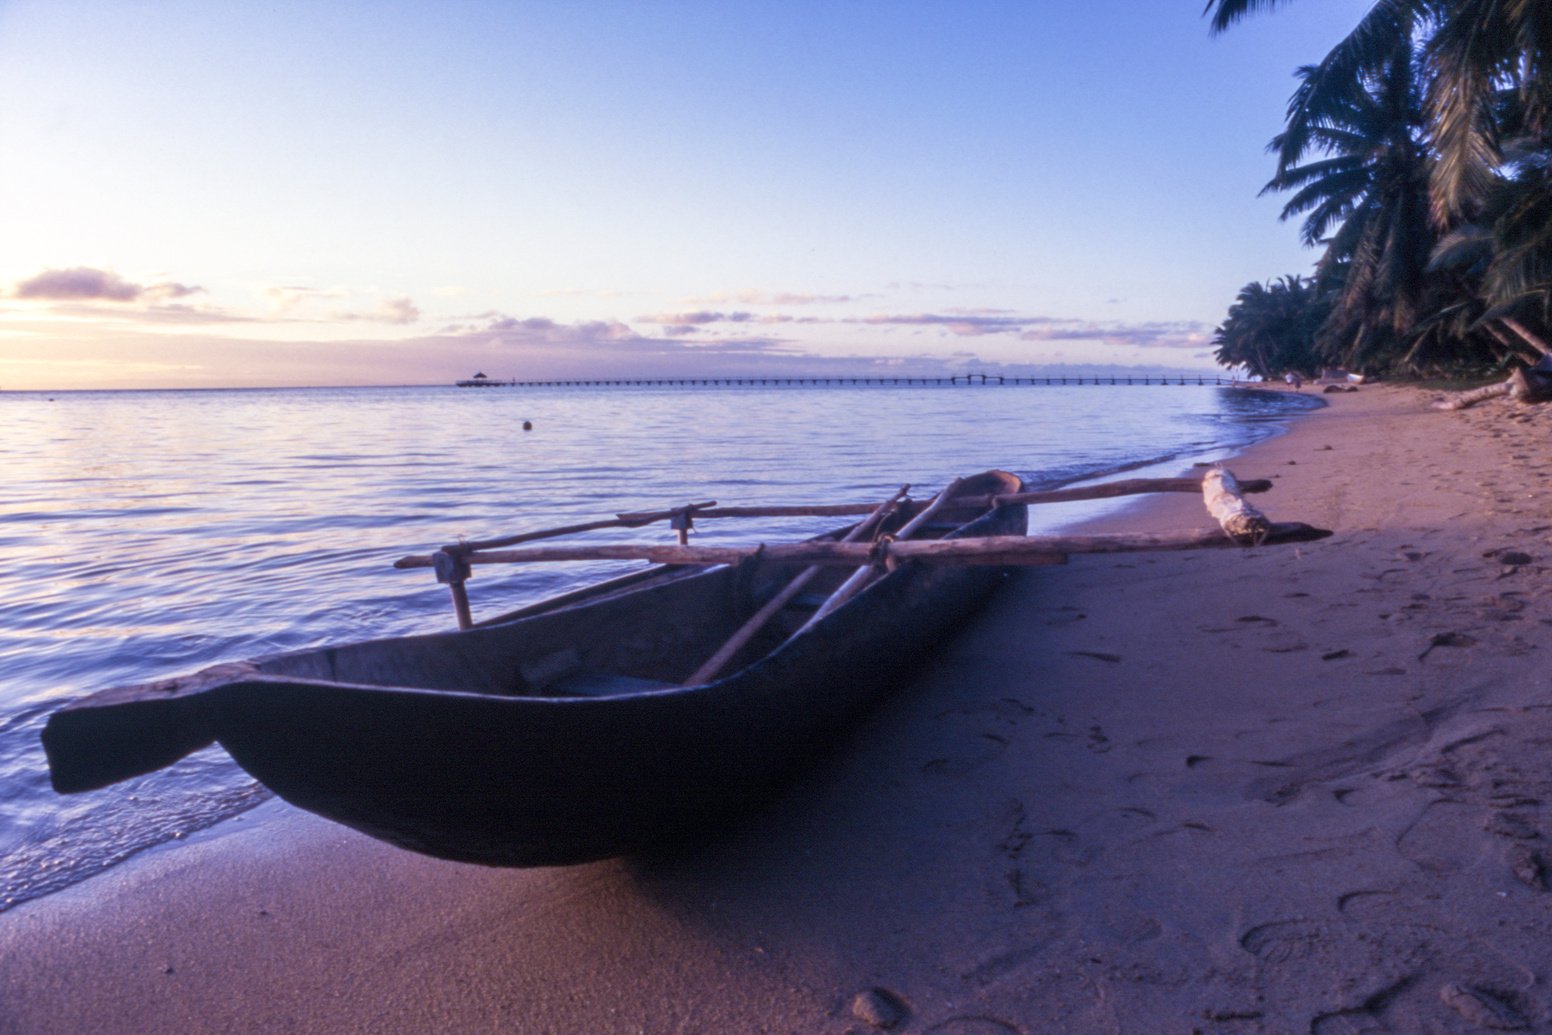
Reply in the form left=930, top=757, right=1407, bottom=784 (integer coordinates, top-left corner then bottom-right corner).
left=6, top=384, right=1552, bottom=1033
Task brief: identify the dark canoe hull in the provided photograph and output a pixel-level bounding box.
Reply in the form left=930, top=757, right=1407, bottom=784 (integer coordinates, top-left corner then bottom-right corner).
left=44, top=471, right=1027, bottom=867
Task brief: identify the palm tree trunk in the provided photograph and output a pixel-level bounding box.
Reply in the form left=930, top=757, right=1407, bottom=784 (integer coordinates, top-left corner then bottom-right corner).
left=1435, top=380, right=1513, bottom=410
left=1501, top=318, right=1551, bottom=356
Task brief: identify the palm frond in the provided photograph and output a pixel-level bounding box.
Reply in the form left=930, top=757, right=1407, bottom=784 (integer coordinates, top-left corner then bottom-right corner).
left=1484, top=174, right=1552, bottom=306
left=1274, top=6, right=1419, bottom=176
left=1294, top=192, right=1360, bottom=247
left=1426, top=29, right=1503, bottom=224
left=1203, top=0, right=1298, bottom=36
left=1428, top=223, right=1494, bottom=273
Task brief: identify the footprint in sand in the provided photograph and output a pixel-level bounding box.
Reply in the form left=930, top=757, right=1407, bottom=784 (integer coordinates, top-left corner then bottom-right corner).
left=925, top=1018, right=1021, bottom=1035
left=1439, top=982, right=1531, bottom=1031
left=1336, top=889, right=1400, bottom=919
left=1064, top=650, right=1121, bottom=663
left=921, top=733, right=1008, bottom=776
left=1396, top=800, right=1485, bottom=873
left=1510, top=844, right=1548, bottom=890
left=1418, top=630, right=1478, bottom=661
left=1243, top=918, right=1539, bottom=1032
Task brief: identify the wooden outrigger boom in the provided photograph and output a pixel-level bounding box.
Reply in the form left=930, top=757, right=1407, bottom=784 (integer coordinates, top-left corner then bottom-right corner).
left=609, top=474, right=1274, bottom=523
left=399, top=523, right=1328, bottom=573
left=396, top=466, right=1324, bottom=630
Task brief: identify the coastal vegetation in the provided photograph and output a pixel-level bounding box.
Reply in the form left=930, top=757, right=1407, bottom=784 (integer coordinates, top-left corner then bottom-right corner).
left=1208, top=0, right=1552, bottom=379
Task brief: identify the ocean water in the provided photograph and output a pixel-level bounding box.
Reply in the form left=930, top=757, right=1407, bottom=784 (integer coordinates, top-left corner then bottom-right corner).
left=0, top=383, right=1319, bottom=907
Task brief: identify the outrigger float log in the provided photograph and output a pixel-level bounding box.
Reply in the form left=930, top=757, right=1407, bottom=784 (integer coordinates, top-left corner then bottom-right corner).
left=43, top=466, right=1328, bottom=867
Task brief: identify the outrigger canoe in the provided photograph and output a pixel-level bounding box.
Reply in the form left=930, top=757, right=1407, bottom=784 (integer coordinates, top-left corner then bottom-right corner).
left=42, top=470, right=1029, bottom=866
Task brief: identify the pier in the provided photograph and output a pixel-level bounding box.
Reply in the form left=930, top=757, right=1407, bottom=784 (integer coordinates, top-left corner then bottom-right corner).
left=458, top=374, right=1244, bottom=388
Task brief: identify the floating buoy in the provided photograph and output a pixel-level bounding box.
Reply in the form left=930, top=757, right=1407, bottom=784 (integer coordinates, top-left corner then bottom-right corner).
left=522, top=420, right=532, bottom=431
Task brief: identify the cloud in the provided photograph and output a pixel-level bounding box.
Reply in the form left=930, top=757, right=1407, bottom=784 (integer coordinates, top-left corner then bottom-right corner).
left=260, top=284, right=424, bottom=326
left=143, top=281, right=203, bottom=302
left=264, top=284, right=347, bottom=312
left=857, top=312, right=1033, bottom=336
left=647, top=306, right=1211, bottom=348
left=333, top=296, right=422, bottom=325
left=12, top=267, right=202, bottom=304
left=0, top=294, right=1223, bottom=390
left=637, top=308, right=1040, bottom=337
left=379, top=297, right=420, bottom=324
left=14, top=268, right=139, bottom=301
left=481, top=313, right=639, bottom=345
left=683, top=290, right=860, bottom=306
left=637, top=310, right=758, bottom=326
left=1, top=259, right=1226, bottom=390
left=882, top=280, right=981, bottom=293
left=538, top=287, right=637, bottom=300
left=1019, top=319, right=1209, bottom=349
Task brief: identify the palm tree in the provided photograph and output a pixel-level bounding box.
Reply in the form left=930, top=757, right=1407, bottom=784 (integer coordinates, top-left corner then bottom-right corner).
left=1213, top=276, right=1327, bottom=378
left=1265, top=31, right=1436, bottom=370
left=1421, top=0, right=1552, bottom=227
left=1431, top=133, right=1552, bottom=318
left=1207, top=0, right=1552, bottom=341
left=1205, top=0, right=1552, bottom=222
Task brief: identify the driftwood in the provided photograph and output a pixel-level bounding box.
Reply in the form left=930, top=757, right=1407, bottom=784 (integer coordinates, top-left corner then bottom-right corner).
left=1436, top=320, right=1552, bottom=410
left=1436, top=380, right=1515, bottom=410
left=1202, top=467, right=1270, bottom=543
left=1436, top=367, right=1552, bottom=410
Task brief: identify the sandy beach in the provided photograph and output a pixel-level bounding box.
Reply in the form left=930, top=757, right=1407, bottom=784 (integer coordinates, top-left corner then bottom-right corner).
left=4, top=384, right=1552, bottom=1035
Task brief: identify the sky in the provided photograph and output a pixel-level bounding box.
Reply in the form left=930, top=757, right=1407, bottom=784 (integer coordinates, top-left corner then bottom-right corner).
left=0, top=0, right=1373, bottom=390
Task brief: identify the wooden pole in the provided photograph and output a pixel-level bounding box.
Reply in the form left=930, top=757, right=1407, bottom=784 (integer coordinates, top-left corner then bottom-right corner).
left=432, top=549, right=477, bottom=630
left=617, top=501, right=879, bottom=521
left=624, top=475, right=1275, bottom=521
left=455, top=502, right=718, bottom=553
left=448, top=581, right=474, bottom=631
left=795, top=477, right=965, bottom=633
left=395, top=475, right=1281, bottom=571
left=974, top=475, right=1272, bottom=509
left=788, top=474, right=980, bottom=633
left=411, top=523, right=1329, bottom=570
left=682, top=485, right=911, bottom=686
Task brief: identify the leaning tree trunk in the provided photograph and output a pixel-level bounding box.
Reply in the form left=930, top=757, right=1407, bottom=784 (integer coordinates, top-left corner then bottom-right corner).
left=1436, top=366, right=1552, bottom=411
left=1435, top=319, right=1552, bottom=411
left=1435, top=380, right=1514, bottom=410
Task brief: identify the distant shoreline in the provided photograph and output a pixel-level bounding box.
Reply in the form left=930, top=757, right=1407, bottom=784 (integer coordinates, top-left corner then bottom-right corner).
left=5, top=373, right=1259, bottom=395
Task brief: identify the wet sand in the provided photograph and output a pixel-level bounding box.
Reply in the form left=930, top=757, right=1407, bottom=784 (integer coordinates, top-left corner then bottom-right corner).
left=5, top=384, right=1552, bottom=1034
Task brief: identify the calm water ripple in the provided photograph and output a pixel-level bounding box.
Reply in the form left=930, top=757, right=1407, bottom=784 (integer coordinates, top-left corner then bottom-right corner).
left=0, top=383, right=1318, bottom=908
